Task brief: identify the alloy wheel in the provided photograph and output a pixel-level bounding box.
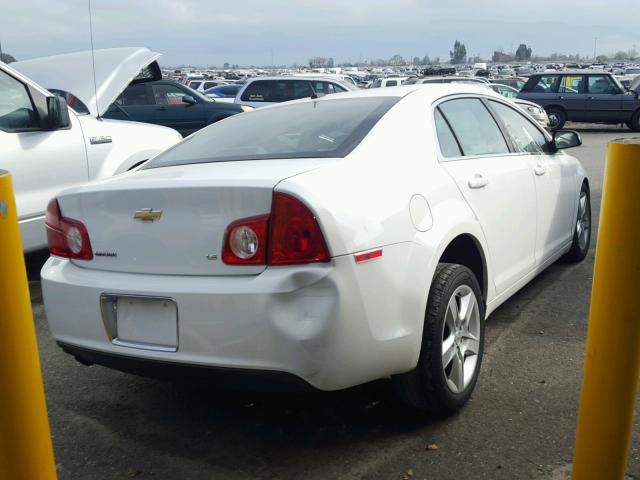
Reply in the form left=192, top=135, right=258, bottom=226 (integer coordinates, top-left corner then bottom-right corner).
left=577, top=191, right=590, bottom=251
left=441, top=285, right=481, bottom=394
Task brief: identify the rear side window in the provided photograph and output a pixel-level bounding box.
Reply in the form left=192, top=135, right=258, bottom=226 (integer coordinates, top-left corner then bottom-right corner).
left=189, top=81, right=202, bottom=89
left=522, top=75, right=560, bottom=93
left=145, top=97, right=399, bottom=167
left=438, top=98, right=509, bottom=156
left=116, top=84, right=153, bottom=106
left=0, top=70, right=39, bottom=131
left=241, top=80, right=313, bottom=102
left=386, top=80, right=398, bottom=87
left=559, top=75, right=584, bottom=94
left=434, top=108, right=462, bottom=157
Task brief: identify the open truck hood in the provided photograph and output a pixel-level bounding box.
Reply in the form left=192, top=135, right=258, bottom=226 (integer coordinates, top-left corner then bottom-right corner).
left=12, top=47, right=162, bottom=117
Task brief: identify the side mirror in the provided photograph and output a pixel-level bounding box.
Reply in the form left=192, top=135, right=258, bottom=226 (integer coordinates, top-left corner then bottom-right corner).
left=46, top=96, right=71, bottom=130
left=182, top=95, right=197, bottom=105
left=552, top=129, right=582, bottom=150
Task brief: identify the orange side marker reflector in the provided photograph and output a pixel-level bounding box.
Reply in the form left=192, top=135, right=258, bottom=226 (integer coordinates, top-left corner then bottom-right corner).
left=354, top=248, right=383, bottom=263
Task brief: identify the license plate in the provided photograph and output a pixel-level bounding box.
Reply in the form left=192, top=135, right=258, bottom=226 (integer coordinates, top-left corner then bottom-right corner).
left=103, top=296, right=178, bottom=351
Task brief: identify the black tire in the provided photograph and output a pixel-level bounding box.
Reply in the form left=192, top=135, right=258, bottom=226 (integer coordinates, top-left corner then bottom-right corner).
left=562, top=183, right=591, bottom=263
left=630, top=111, right=640, bottom=132
left=546, top=107, right=566, bottom=130
left=393, top=263, right=485, bottom=414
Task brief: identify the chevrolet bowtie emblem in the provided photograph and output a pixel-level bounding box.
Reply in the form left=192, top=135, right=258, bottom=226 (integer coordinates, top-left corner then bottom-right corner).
left=134, top=208, right=162, bottom=222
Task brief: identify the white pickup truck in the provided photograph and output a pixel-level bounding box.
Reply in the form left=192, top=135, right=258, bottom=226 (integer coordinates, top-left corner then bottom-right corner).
left=1, top=48, right=182, bottom=252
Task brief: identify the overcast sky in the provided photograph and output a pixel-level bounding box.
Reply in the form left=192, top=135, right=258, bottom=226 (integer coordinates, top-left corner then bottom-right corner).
left=2, top=0, right=638, bottom=66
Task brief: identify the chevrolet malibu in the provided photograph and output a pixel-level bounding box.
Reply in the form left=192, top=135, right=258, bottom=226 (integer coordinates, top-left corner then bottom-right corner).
left=41, top=85, right=590, bottom=413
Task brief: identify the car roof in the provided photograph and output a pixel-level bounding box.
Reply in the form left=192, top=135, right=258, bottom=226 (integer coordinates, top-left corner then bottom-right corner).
left=245, top=76, right=351, bottom=83
left=269, top=83, right=502, bottom=104
left=530, top=70, right=613, bottom=75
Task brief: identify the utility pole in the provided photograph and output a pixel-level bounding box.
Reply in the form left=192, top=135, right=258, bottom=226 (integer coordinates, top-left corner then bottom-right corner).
left=593, top=37, right=598, bottom=61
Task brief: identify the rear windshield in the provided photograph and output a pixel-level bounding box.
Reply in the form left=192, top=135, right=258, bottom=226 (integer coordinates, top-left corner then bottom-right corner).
left=144, top=97, right=399, bottom=168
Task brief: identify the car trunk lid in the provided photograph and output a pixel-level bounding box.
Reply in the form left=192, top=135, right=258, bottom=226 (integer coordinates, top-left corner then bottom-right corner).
left=57, top=159, right=330, bottom=276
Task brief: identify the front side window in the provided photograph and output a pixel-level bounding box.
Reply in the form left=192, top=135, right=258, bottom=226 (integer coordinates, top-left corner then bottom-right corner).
left=145, top=97, right=399, bottom=167
left=386, top=80, right=398, bottom=87
left=189, top=81, right=202, bottom=89
left=438, top=98, right=509, bottom=156
left=152, top=84, right=191, bottom=105
left=559, top=75, right=584, bottom=94
left=311, top=81, right=334, bottom=95
left=587, top=75, right=619, bottom=94
left=489, top=101, right=547, bottom=154
left=0, top=70, right=39, bottom=131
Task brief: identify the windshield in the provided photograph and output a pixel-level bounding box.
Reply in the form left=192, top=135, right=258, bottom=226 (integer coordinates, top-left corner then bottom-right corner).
left=145, top=96, right=399, bottom=168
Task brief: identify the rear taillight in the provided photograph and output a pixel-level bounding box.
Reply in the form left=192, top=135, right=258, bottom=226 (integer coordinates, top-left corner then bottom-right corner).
left=221, top=214, right=269, bottom=265
left=268, top=192, right=330, bottom=265
left=45, top=199, right=93, bottom=260
left=221, top=192, right=330, bottom=266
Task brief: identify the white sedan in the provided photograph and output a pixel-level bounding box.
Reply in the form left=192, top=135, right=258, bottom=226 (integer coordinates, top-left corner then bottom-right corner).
left=41, top=85, right=590, bottom=413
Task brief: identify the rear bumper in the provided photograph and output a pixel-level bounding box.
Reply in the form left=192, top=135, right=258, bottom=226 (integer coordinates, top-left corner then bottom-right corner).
left=41, top=243, right=429, bottom=390
left=58, top=341, right=315, bottom=391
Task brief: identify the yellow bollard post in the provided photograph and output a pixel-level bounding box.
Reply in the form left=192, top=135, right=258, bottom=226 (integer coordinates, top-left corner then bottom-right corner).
left=573, top=138, right=640, bottom=479
left=0, top=171, right=57, bottom=480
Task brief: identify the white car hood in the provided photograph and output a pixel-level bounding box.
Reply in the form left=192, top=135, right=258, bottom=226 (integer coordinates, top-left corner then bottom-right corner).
left=11, top=47, right=161, bottom=117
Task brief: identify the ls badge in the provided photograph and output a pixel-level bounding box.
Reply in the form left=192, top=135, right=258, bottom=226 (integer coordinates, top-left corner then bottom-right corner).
left=134, top=208, right=162, bottom=222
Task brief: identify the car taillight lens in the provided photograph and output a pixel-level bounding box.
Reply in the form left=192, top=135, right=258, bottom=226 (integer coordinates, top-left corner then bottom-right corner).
left=221, top=193, right=330, bottom=266
left=222, top=214, right=269, bottom=265
left=268, top=192, right=330, bottom=265
left=45, top=199, right=93, bottom=260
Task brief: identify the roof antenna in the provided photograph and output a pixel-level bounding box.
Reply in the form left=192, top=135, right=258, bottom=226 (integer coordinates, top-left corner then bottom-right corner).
left=88, top=0, right=100, bottom=119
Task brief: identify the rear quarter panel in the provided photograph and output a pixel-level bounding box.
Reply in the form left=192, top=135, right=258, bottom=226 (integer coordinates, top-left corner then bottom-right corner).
left=277, top=91, right=493, bottom=369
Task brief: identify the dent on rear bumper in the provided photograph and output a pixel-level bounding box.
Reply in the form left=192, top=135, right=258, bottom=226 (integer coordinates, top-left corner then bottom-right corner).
left=41, top=242, right=428, bottom=390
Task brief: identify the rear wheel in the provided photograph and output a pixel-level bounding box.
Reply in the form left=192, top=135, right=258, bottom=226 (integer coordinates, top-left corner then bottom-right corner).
left=630, top=111, right=640, bottom=132
left=546, top=107, right=566, bottom=130
left=562, top=183, right=591, bottom=263
left=394, top=263, right=485, bottom=414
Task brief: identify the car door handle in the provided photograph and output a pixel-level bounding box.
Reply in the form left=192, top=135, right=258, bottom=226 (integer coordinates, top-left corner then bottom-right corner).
left=155, top=106, right=168, bottom=111
left=468, top=174, right=489, bottom=189
left=557, top=95, right=564, bottom=100
left=587, top=96, right=596, bottom=100
left=534, top=164, right=546, bottom=176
